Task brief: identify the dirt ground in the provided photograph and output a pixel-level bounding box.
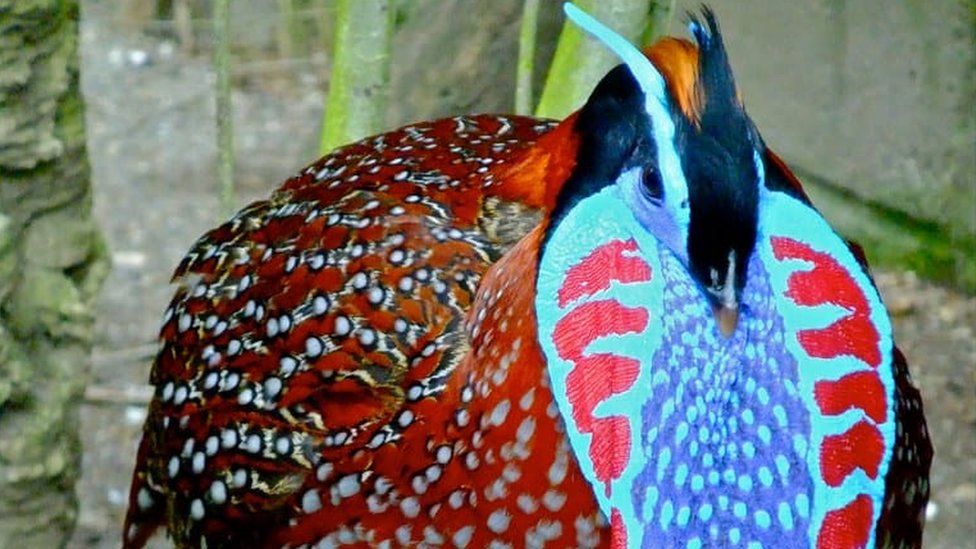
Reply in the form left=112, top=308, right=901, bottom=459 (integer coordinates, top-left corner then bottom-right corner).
left=69, top=3, right=975, bottom=548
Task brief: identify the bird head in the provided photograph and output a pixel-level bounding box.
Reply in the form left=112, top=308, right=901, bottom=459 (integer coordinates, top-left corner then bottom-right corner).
left=546, top=5, right=760, bottom=335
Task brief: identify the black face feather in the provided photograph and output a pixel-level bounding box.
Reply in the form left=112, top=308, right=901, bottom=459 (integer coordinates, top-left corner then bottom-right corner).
left=548, top=64, right=657, bottom=229
left=681, top=8, right=760, bottom=308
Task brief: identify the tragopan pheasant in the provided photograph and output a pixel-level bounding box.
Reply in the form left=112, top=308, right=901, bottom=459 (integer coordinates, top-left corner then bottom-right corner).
left=123, top=5, right=931, bottom=548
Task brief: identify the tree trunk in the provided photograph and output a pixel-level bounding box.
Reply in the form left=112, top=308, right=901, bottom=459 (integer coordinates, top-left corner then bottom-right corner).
left=0, top=1, right=108, bottom=546
left=535, top=0, right=652, bottom=119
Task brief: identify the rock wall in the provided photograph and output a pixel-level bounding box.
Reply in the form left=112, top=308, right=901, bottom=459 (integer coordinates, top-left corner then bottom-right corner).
left=0, top=0, right=108, bottom=546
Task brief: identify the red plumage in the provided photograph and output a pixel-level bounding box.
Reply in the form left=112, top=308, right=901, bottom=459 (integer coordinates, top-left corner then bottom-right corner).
left=122, top=114, right=608, bottom=548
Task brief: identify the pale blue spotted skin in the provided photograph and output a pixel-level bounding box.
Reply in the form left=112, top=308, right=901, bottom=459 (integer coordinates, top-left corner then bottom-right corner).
left=632, top=246, right=811, bottom=548
left=537, top=184, right=896, bottom=548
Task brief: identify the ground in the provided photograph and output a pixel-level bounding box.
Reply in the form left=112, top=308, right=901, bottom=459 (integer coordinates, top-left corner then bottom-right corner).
left=69, top=3, right=975, bottom=548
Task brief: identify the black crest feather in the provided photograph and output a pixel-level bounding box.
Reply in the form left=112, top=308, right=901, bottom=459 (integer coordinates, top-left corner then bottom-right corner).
left=681, top=7, right=760, bottom=304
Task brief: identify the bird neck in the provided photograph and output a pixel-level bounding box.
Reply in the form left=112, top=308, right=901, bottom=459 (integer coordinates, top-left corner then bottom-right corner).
left=492, top=114, right=581, bottom=212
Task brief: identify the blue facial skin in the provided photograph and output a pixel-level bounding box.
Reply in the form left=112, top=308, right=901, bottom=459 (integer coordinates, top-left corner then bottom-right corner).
left=558, top=2, right=692, bottom=267
left=618, top=166, right=689, bottom=265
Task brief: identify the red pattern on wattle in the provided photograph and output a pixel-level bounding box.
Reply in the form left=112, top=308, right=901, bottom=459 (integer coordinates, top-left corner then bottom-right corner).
left=551, top=239, right=651, bottom=497
left=771, top=236, right=891, bottom=545
left=558, top=239, right=652, bottom=307
left=553, top=302, right=646, bottom=494
left=814, top=371, right=887, bottom=424
left=610, top=508, right=627, bottom=549
left=820, top=420, right=885, bottom=487
left=771, top=237, right=881, bottom=368
left=816, top=494, right=874, bottom=549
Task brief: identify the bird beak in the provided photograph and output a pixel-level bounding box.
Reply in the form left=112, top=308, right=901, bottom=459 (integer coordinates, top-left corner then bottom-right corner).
left=709, top=250, right=739, bottom=337
left=715, top=303, right=739, bottom=337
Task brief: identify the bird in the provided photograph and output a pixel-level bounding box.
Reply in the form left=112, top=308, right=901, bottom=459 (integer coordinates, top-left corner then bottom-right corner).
left=123, top=4, right=931, bottom=548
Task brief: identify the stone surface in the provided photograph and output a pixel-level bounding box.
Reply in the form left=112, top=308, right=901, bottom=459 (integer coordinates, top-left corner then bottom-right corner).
left=0, top=1, right=107, bottom=546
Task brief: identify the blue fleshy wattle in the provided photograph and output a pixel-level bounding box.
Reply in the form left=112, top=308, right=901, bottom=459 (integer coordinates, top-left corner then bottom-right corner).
left=535, top=183, right=895, bottom=548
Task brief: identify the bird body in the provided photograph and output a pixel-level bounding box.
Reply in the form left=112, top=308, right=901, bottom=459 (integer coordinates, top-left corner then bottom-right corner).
left=123, top=113, right=610, bottom=548
left=124, top=6, right=930, bottom=548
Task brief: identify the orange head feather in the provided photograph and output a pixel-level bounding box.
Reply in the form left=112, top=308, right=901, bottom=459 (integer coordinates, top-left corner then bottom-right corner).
left=644, top=38, right=702, bottom=124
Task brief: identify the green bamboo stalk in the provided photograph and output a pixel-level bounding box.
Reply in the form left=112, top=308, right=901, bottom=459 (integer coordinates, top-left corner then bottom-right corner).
left=515, top=0, right=541, bottom=115
left=319, top=0, right=394, bottom=154
left=640, top=0, right=676, bottom=46
left=535, top=0, right=653, bottom=120
left=214, top=0, right=235, bottom=217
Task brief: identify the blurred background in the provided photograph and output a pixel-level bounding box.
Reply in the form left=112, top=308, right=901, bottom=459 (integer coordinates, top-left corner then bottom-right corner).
left=0, top=0, right=971, bottom=547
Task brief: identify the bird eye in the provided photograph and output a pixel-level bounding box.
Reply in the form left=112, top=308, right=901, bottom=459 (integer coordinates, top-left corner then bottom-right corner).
left=641, top=167, right=663, bottom=201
